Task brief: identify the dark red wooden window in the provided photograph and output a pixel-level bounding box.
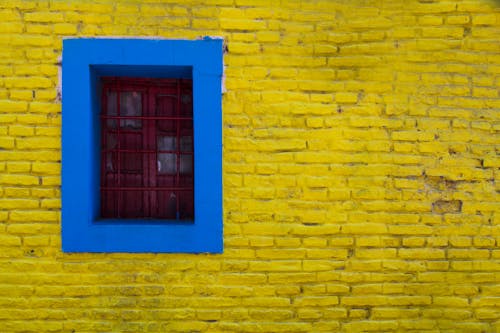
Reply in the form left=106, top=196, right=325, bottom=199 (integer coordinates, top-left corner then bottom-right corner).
left=100, top=77, right=194, bottom=220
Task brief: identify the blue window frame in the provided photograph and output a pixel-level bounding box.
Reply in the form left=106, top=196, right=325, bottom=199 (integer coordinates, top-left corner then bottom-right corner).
left=62, top=38, right=223, bottom=253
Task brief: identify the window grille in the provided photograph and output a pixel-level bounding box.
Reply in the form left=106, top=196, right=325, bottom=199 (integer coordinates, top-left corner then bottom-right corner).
left=100, top=77, right=194, bottom=220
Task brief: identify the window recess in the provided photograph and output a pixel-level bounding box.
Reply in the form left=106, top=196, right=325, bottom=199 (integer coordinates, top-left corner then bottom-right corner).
left=100, top=77, right=194, bottom=220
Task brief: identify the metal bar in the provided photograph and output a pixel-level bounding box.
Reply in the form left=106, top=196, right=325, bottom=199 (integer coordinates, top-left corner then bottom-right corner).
left=100, top=115, right=192, bottom=121
left=157, top=94, right=180, bottom=98
left=102, top=187, right=193, bottom=191
left=101, top=87, right=107, bottom=217
left=175, top=79, right=181, bottom=220
left=101, top=149, right=193, bottom=154
left=116, top=85, right=122, bottom=217
left=148, top=86, right=157, bottom=217
left=143, top=89, right=150, bottom=218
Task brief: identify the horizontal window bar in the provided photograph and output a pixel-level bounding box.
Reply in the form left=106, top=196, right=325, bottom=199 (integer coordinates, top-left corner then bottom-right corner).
left=102, top=149, right=193, bottom=154
left=101, top=115, right=193, bottom=120
left=101, top=187, right=193, bottom=191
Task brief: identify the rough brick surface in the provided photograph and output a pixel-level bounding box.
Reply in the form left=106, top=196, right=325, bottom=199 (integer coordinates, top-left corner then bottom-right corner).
left=0, top=0, right=499, bottom=332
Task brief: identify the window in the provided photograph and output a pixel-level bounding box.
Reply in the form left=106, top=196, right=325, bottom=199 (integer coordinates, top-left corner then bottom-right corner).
left=62, top=38, right=223, bottom=253
left=100, top=77, right=194, bottom=220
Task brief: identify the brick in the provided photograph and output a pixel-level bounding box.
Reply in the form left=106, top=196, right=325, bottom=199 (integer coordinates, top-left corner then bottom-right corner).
left=294, top=296, right=339, bottom=307
left=0, top=100, right=28, bottom=112
left=476, top=309, right=500, bottom=320
left=0, top=136, right=14, bottom=149
left=23, top=235, right=50, bottom=246
left=220, top=19, right=267, bottom=30
left=16, top=137, right=60, bottom=149
left=422, top=27, right=464, bottom=38
left=40, top=198, right=60, bottom=209
left=256, top=31, right=280, bottom=42
left=474, top=237, right=496, bottom=248
left=392, top=131, right=435, bottom=141
left=53, top=23, right=77, bottom=35
left=448, top=249, right=490, bottom=259
left=228, top=42, right=261, bottom=54
left=399, top=248, right=445, bottom=259
left=24, top=12, right=64, bottom=23
left=472, top=14, right=497, bottom=25
left=342, top=224, right=388, bottom=235
left=4, top=77, right=53, bottom=89
left=67, top=12, right=112, bottom=24
left=31, top=162, right=60, bottom=175
left=0, top=22, right=23, bottom=33
left=389, top=225, right=433, bottom=235
left=9, top=90, right=33, bottom=101
left=446, top=15, right=470, bottom=25
left=355, top=249, right=397, bottom=259
left=0, top=235, right=21, bottom=246
left=256, top=249, right=306, bottom=259
left=0, top=9, right=22, bottom=21
left=0, top=174, right=38, bottom=186
left=335, top=92, right=358, bottom=104
left=372, top=308, right=419, bottom=319
left=9, top=211, right=59, bottom=222
left=0, top=199, right=38, bottom=209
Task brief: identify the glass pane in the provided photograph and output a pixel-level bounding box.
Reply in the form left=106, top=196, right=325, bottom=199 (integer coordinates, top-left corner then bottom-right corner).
left=181, top=93, right=192, bottom=116
left=105, top=152, right=114, bottom=172
left=181, top=94, right=191, bottom=105
left=157, top=136, right=177, bottom=174
left=105, top=133, right=117, bottom=172
left=106, top=133, right=117, bottom=149
left=121, top=153, right=143, bottom=174
left=158, top=135, right=176, bottom=152
left=156, top=95, right=176, bottom=133
left=106, top=91, right=117, bottom=128
left=180, top=136, right=192, bottom=152
left=120, top=92, right=142, bottom=129
left=158, top=153, right=177, bottom=174
left=156, top=95, right=176, bottom=116
left=180, top=154, right=192, bottom=174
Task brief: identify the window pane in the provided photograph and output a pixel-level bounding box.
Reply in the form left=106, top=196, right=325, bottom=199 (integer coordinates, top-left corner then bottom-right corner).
left=105, top=133, right=117, bottom=172
left=181, top=93, right=192, bottom=116
left=157, top=153, right=177, bottom=175
left=157, top=136, right=177, bottom=175
left=121, top=131, right=143, bottom=174
left=120, top=91, right=142, bottom=129
left=106, top=91, right=117, bottom=128
left=180, top=135, right=192, bottom=151
left=180, top=154, right=192, bottom=174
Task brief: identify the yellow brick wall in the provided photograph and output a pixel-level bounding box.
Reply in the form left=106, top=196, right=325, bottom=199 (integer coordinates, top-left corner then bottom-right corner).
left=0, top=0, right=499, bottom=332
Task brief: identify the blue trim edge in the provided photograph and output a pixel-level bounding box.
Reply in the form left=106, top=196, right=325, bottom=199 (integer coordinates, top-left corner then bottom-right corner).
left=62, top=38, right=223, bottom=253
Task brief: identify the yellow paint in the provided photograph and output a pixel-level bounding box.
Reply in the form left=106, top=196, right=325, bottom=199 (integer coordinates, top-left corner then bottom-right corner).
left=0, top=0, right=499, bottom=331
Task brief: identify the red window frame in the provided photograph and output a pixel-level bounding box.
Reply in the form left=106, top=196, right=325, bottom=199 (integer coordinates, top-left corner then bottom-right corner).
left=100, top=77, right=194, bottom=220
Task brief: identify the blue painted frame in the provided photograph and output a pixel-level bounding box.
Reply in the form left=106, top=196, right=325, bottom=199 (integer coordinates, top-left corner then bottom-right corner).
left=62, top=38, right=223, bottom=253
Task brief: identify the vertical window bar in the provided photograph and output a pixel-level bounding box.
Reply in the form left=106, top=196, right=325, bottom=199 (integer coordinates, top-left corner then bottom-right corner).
left=142, top=89, right=149, bottom=217
left=101, top=88, right=107, bottom=218
left=176, top=80, right=181, bottom=220
left=147, top=88, right=157, bottom=217
left=116, top=84, right=122, bottom=217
